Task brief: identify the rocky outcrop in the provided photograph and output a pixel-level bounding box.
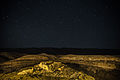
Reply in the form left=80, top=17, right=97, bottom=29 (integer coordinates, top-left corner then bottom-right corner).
left=1, top=54, right=119, bottom=80
left=17, top=61, right=95, bottom=80
left=0, top=55, right=49, bottom=73
left=17, top=68, right=33, bottom=75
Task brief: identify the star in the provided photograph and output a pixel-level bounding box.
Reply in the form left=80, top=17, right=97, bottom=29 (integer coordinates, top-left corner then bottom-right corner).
left=93, top=14, right=97, bottom=17
left=105, top=6, right=109, bottom=9
left=2, top=17, right=6, bottom=20
left=78, top=19, right=81, bottom=21
left=59, top=21, right=64, bottom=24
left=26, top=8, right=31, bottom=10
left=2, top=16, right=9, bottom=20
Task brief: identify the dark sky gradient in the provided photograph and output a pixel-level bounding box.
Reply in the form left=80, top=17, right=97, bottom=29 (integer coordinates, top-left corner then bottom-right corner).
left=0, top=0, right=120, bottom=49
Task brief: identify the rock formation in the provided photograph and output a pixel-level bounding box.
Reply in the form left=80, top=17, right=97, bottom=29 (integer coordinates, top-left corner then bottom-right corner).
left=17, top=61, right=95, bottom=80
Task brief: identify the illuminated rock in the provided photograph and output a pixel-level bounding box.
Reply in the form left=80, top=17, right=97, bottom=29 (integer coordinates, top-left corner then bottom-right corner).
left=17, top=61, right=95, bottom=80
left=18, top=68, right=33, bottom=75
left=38, top=61, right=63, bottom=72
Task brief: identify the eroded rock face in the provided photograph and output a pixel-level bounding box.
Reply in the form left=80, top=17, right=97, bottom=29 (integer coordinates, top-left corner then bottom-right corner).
left=17, top=61, right=95, bottom=80
left=38, top=61, right=63, bottom=72
left=17, top=68, right=33, bottom=75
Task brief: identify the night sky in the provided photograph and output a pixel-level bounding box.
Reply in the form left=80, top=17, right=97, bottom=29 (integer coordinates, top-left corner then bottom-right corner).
left=0, top=0, right=120, bottom=49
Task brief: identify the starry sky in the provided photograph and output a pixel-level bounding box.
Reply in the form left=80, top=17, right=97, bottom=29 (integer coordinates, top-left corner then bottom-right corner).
left=0, top=0, right=120, bottom=49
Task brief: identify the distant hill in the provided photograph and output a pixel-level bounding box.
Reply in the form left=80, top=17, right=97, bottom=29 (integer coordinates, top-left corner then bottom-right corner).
left=0, top=48, right=120, bottom=55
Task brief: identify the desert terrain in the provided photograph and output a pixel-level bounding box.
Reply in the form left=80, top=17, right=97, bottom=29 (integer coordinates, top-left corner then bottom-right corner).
left=0, top=48, right=120, bottom=80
